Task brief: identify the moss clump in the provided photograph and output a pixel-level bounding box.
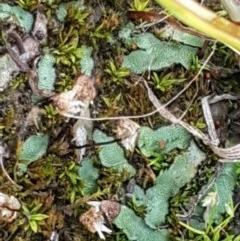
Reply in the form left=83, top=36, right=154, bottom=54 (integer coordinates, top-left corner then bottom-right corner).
left=56, top=1, right=84, bottom=22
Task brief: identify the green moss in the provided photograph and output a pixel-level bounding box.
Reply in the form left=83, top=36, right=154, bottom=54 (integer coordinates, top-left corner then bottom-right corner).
left=40, top=155, right=58, bottom=179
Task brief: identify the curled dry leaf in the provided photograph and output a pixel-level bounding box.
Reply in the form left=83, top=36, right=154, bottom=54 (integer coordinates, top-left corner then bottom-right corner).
left=72, top=124, right=87, bottom=162
left=32, top=11, right=48, bottom=44
left=0, top=11, right=47, bottom=92
left=79, top=207, right=111, bottom=240
left=53, top=75, right=96, bottom=117
left=25, top=106, right=42, bottom=127
left=99, top=200, right=121, bottom=222
left=0, top=31, right=39, bottom=91
left=74, top=75, right=97, bottom=102
left=72, top=108, right=93, bottom=163
left=143, top=79, right=240, bottom=161
left=52, top=90, right=86, bottom=116
left=116, top=119, right=140, bottom=151
left=0, top=192, right=21, bottom=223
left=79, top=200, right=121, bottom=240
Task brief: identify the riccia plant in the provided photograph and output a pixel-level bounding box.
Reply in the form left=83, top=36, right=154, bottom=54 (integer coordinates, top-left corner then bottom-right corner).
left=78, top=158, right=99, bottom=195
left=144, top=140, right=206, bottom=228
left=210, top=163, right=238, bottom=220
left=18, top=135, right=49, bottom=175
left=189, top=162, right=238, bottom=229
left=93, top=129, right=136, bottom=177
left=0, top=3, right=33, bottom=32
left=37, top=53, right=56, bottom=91
left=122, top=33, right=198, bottom=74
left=138, top=125, right=191, bottom=156
left=161, top=27, right=204, bottom=47
left=113, top=125, right=206, bottom=239
left=114, top=206, right=169, bottom=241
left=80, top=45, right=94, bottom=76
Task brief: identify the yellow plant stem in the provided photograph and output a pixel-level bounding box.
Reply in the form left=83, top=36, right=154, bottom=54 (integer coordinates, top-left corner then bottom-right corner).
left=155, top=0, right=240, bottom=52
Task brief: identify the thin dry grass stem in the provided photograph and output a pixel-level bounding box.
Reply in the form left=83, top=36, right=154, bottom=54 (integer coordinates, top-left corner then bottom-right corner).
left=201, top=96, right=220, bottom=146
left=0, top=160, right=22, bottom=189
left=179, top=41, right=217, bottom=120
left=136, top=13, right=172, bottom=29
left=179, top=81, right=198, bottom=120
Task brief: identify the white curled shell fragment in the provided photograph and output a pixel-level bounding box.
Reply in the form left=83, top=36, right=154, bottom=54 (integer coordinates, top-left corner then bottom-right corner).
left=0, top=141, right=10, bottom=159
left=0, top=192, right=21, bottom=223
left=52, top=89, right=87, bottom=116
left=52, top=75, right=96, bottom=117
left=116, top=119, right=140, bottom=151
left=49, top=230, right=59, bottom=241
left=79, top=207, right=112, bottom=240
left=80, top=200, right=121, bottom=240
